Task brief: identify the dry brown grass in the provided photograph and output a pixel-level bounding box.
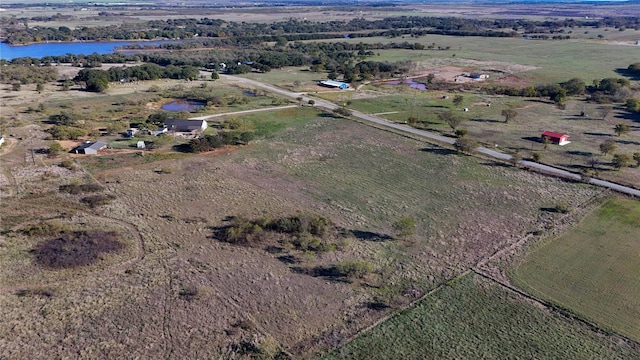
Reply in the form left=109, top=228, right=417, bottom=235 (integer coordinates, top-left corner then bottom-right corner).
left=0, top=105, right=609, bottom=358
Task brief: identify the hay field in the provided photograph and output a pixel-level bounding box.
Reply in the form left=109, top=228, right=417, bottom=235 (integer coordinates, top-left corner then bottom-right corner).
left=513, top=197, right=640, bottom=341
left=0, top=106, right=608, bottom=357
left=323, top=273, right=639, bottom=360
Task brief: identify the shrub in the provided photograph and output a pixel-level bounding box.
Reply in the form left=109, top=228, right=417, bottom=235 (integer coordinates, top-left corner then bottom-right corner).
left=59, top=183, right=103, bottom=194
left=20, top=221, right=70, bottom=237
left=31, top=230, right=124, bottom=269
left=336, top=260, right=374, bottom=279
left=81, top=194, right=116, bottom=208
left=179, top=285, right=199, bottom=301
left=60, top=160, right=76, bottom=170
left=554, top=203, right=570, bottom=214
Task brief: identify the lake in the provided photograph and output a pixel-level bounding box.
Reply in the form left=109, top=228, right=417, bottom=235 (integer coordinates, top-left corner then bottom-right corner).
left=0, top=40, right=177, bottom=61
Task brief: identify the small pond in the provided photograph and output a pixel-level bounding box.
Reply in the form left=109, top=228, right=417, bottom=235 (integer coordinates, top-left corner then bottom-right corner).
left=161, top=100, right=205, bottom=112
left=385, top=79, right=427, bottom=91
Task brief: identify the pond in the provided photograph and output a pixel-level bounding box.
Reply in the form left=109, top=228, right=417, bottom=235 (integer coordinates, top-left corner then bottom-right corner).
left=161, top=100, right=206, bottom=112
left=386, top=79, right=427, bottom=91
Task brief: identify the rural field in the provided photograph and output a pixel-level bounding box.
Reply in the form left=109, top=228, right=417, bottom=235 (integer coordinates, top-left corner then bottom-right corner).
left=2, top=101, right=627, bottom=358
left=513, top=197, right=640, bottom=342
left=2, top=2, right=640, bottom=358
left=323, top=273, right=639, bottom=360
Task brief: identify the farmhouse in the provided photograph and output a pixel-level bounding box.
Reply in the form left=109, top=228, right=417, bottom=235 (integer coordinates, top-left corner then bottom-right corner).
left=73, top=141, right=107, bottom=155
left=319, top=80, right=349, bottom=89
left=164, top=119, right=208, bottom=133
left=541, top=131, right=570, bottom=146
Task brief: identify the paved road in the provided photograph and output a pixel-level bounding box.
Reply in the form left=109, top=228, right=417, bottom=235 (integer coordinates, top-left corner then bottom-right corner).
left=189, top=105, right=298, bottom=120
left=222, top=75, right=640, bottom=198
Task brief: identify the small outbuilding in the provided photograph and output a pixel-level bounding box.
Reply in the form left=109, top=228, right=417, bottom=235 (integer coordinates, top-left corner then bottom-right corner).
left=73, top=141, right=107, bottom=155
left=164, top=119, right=208, bottom=133
left=319, top=80, right=349, bottom=89
left=137, top=141, right=145, bottom=149
left=541, top=131, right=570, bottom=146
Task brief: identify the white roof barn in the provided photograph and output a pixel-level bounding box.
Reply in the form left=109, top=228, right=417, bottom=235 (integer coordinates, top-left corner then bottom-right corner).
left=164, top=119, right=208, bottom=132
left=73, top=141, right=107, bottom=155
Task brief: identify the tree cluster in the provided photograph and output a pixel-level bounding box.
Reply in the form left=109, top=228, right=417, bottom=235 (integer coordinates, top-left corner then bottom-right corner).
left=187, top=131, right=255, bottom=152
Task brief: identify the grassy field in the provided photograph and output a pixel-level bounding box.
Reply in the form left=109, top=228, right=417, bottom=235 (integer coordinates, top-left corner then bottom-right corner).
left=0, top=105, right=607, bottom=358
left=315, top=34, right=640, bottom=84
left=513, top=197, right=640, bottom=342
left=338, top=86, right=640, bottom=187
left=323, top=273, right=638, bottom=360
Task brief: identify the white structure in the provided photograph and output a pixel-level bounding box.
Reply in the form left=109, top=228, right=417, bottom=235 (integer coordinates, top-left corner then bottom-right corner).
left=137, top=141, right=145, bottom=149
left=74, top=141, right=107, bottom=155
left=319, top=80, right=349, bottom=89
left=0, top=136, right=5, bottom=147
left=164, top=119, right=208, bottom=133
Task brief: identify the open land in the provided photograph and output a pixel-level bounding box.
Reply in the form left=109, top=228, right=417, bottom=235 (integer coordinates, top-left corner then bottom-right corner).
left=513, top=197, right=640, bottom=341
left=1, top=2, right=640, bottom=358
left=323, top=273, right=639, bottom=360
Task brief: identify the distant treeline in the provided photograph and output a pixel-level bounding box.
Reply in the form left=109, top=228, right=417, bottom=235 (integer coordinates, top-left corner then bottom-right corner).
left=5, top=15, right=638, bottom=45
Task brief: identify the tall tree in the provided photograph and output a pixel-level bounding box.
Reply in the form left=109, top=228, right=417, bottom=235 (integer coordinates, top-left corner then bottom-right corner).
left=599, top=139, right=616, bottom=156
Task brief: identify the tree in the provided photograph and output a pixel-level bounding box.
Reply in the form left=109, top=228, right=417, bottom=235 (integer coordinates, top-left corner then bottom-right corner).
left=633, top=152, right=640, bottom=167
left=48, top=141, right=64, bottom=155
left=612, top=153, right=632, bottom=169
left=12, top=83, right=21, bottom=91
left=542, top=136, right=551, bottom=150
left=454, top=138, right=477, bottom=154
left=392, top=216, right=416, bottom=238
left=532, top=152, right=541, bottom=162
left=614, top=123, right=630, bottom=137
left=426, top=73, right=435, bottom=84
left=501, top=109, right=517, bottom=123
left=36, top=82, right=44, bottom=93
left=454, top=129, right=467, bottom=138
left=439, top=111, right=462, bottom=131
left=308, top=99, right=315, bottom=106
left=452, top=94, right=464, bottom=108
left=334, top=107, right=352, bottom=117
left=601, top=105, right=613, bottom=120
left=599, top=139, right=616, bottom=156
left=210, top=71, right=219, bottom=80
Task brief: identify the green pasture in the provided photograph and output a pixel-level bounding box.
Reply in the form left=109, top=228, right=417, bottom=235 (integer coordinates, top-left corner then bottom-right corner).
left=227, top=106, right=601, bottom=295
left=341, top=89, right=640, bottom=186
left=514, top=197, right=640, bottom=342
left=324, top=34, right=639, bottom=83
left=323, top=274, right=638, bottom=359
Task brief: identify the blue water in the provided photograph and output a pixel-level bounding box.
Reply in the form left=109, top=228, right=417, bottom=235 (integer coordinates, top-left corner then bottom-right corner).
left=0, top=40, right=176, bottom=61
left=161, top=100, right=205, bottom=112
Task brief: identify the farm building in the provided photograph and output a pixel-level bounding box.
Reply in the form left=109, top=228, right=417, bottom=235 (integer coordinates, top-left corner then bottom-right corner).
left=470, top=73, right=489, bottom=80
left=541, top=131, right=570, bottom=146
left=126, top=128, right=138, bottom=138
left=164, top=119, right=208, bottom=133
left=73, top=141, right=107, bottom=155
left=137, top=141, right=145, bottom=149
left=0, top=136, right=4, bottom=147
left=319, top=80, right=349, bottom=89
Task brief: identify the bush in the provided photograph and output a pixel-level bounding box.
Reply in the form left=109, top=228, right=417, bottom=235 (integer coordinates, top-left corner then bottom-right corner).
left=60, top=160, right=76, bottom=170
left=31, top=230, right=124, bottom=269
left=179, top=285, right=199, bottom=301
left=81, top=194, right=116, bottom=208
left=554, top=203, right=570, bottom=214
left=20, top=221, right=71, bottom=237
left=336, top=260, right=374, bottom=279
left=59, top=183, right=103, bottom=194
